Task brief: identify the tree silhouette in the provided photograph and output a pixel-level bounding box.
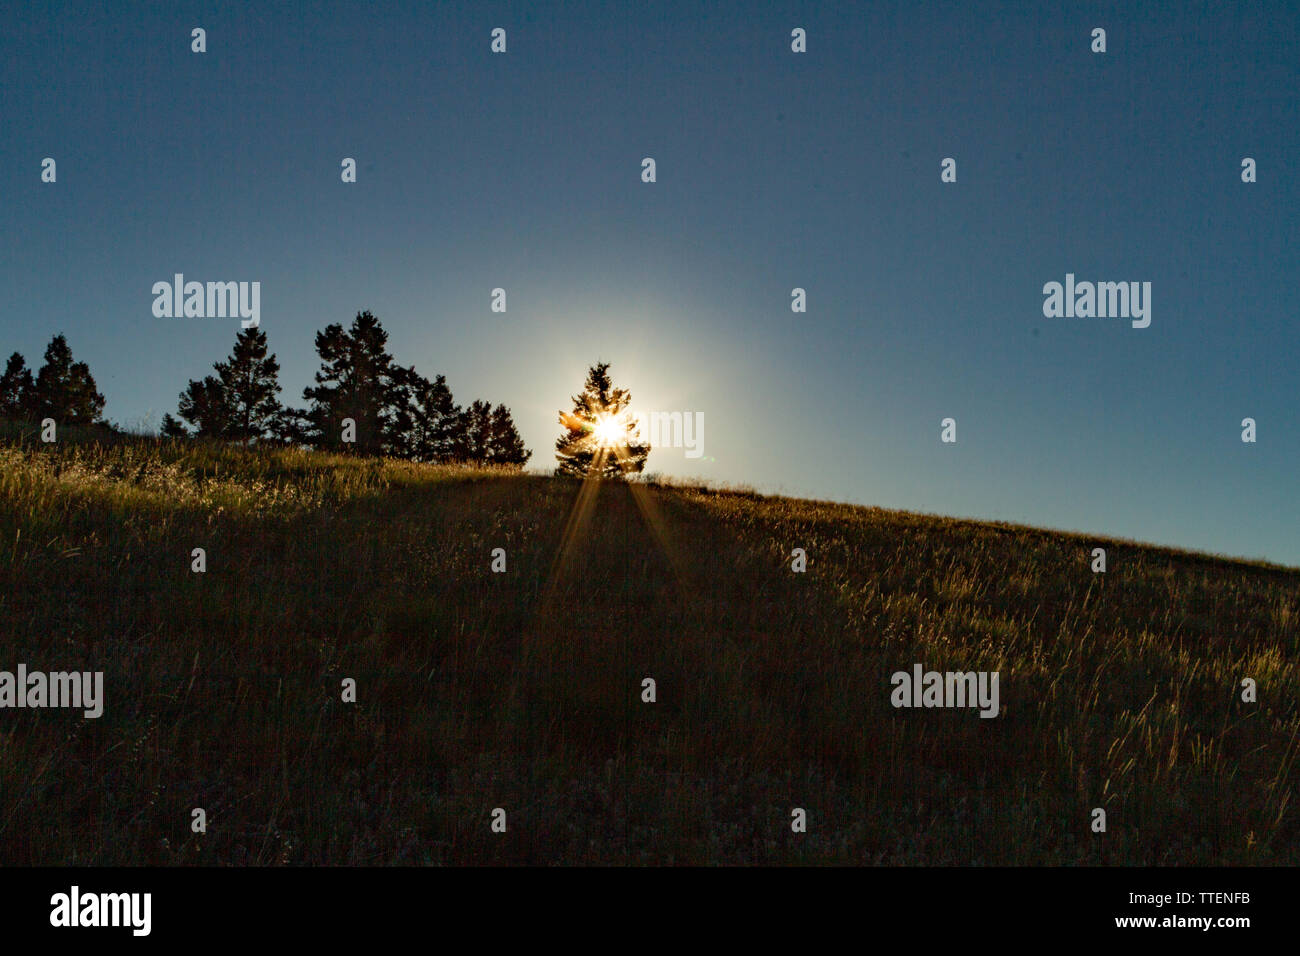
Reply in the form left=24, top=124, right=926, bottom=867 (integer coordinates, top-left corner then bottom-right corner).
left=152, top=308, right=528, bottom=462
left=213, top=328, right=283, bottom=442
left=302, top=311, right=404, bottom=454
left=32, top=334, right=105, bottom=424
left=0, top=352, right=35, bottom=418
left=488, top=404, right=530, bottom=465
left=391, top=367, right=462, bottom=462
left=391, top=370, right=531, bottom=466
left=175, top=376, right=230, bottom=438
left=458, top=399, right=494, bottom=462
left=159, top=412, right=188, bottom=439
left=555, top=362, right=649, bottom=478
left=451, top=400, right=530, bottom=464
left=169, top=328, right=284, bottom=442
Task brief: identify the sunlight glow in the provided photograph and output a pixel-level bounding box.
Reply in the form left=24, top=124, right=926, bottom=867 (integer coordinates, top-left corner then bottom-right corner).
left=592, top=414, right=623, bottom=447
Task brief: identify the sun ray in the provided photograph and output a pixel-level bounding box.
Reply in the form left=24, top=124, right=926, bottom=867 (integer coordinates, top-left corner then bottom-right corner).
left=531, top=444, right=613, bottom=640
left=624, top=477, right=697, bottom=604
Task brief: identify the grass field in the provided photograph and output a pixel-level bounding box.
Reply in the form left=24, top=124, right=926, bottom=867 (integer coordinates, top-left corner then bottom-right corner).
left=1, top=423, right=1297, bottom=865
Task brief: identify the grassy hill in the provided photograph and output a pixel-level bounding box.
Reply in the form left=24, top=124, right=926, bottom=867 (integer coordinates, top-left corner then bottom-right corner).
left=1, top=424, right=1297, bottom=865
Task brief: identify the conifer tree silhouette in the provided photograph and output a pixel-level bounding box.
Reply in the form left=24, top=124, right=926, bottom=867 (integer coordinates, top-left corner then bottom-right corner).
left=0, top=352, right=35, bottom=418
left=555, top=362, right=649, bottom=478
left=32, top=334, right=105, bottom=424
left=488, top=404, right=530, bottom=465
left=392, top=367, right=463, bottom=462
left=175, top=376, right=229, bottom=438
left=169, top=328, right=283, bottom=441
left=213, top=327, right=283, bottom=442
left=303, top=311, right=404, bottom=454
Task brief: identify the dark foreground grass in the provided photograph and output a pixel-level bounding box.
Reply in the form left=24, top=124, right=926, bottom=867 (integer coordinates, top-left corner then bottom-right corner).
left=1, top=425, right=1297, bottom=864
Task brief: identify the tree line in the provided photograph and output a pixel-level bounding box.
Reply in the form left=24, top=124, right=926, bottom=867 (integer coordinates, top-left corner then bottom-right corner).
left=1, top=335, right=105, bottom=424
left=2, top=311, right=531, bottom=466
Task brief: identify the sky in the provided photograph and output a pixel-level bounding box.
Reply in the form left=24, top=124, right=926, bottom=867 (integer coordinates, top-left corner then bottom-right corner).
left=1, top=0, right=1296, bottom=565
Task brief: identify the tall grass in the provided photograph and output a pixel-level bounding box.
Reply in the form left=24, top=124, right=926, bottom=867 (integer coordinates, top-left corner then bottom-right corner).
left=0, top=428, right=1295, bottom=864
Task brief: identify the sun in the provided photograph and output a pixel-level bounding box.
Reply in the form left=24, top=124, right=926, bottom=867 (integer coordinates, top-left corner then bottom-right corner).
left=592, top=413, right=623, bottom=447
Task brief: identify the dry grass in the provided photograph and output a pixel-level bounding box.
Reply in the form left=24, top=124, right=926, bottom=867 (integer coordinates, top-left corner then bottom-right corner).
left=1, top=424, right=1296, bottom=864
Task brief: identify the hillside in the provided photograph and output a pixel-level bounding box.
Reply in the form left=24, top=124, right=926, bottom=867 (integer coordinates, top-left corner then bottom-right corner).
left=1, top=426, right=1297, bottom=865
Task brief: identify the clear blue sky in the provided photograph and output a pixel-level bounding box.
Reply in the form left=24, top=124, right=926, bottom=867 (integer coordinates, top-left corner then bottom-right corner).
left=2, top=0, right=1296, bottom=565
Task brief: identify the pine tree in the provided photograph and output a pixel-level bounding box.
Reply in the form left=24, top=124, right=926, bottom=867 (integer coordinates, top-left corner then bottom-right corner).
left=303, top=311, right=404, bottom=454
left=176, top=376, right=229, bottom=438
left=159, top=413, right=188, bottom=438
left=554, top=362, right=649, bottom=478
left=212, top=327, right=283, bottom=443
left=391, top=367, right=463, bottom=462
left=170, top=329, right=284, bottom=442
left=270, top=406, right=312, bottom=446
left=448, top=400, right=531, bottom=465
left=0, top=352, right=35, bottom=418
left=488, top=404, right=530, bottom=465
left=32, top=334, right=105, bottom=424
left=457, top=399, right=495, bottom=462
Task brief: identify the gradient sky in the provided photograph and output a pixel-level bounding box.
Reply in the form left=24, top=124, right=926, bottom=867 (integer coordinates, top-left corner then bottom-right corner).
left=2, top=0, right=1296, bottom=564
